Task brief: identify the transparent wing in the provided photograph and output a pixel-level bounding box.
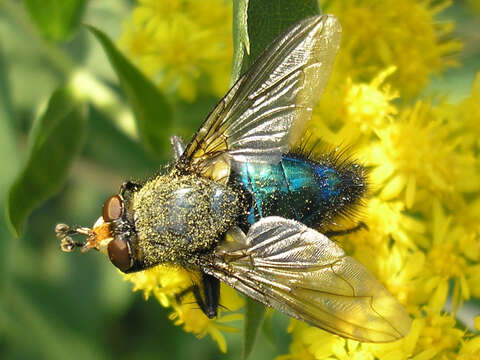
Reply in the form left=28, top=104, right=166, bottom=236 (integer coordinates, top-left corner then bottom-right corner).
left=205, top=217, right=411, bottom=343
left=177, top=15, right=341, bottom=181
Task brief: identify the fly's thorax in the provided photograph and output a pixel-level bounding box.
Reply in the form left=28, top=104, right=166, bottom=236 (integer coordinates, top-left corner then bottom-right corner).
left=130, top=172, right=242, bottom=268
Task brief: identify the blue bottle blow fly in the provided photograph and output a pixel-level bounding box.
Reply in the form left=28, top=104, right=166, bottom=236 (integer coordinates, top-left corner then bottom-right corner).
left=55, top=15, right=411, bottom=342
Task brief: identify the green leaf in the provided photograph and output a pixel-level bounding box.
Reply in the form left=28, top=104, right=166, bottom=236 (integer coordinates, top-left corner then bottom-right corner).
left=0, top=43, right=18, bottom=291
left=87, top=25, right=174, bottom=159
left=0, top=288, right=105, bottom=360
left=6, top=87, right=87, bottom=237
left=24, top=0, right=87, bottom=42
left=231, top=0, right=250, bottom=83
left=248, top=0, right=319, bottom=65
left=232, top=0, right=319, bottom=81
left=261, top=309, right=276, bottom=347
left=242, top=298, right=267, bottom=360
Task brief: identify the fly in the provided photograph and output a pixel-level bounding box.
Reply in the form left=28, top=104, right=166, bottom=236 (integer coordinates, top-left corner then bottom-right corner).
left=55, top=15, right=411, bottom=343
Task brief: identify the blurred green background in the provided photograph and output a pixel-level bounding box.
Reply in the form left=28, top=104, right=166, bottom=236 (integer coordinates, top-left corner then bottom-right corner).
left=1, top=0, right=479, bottom=359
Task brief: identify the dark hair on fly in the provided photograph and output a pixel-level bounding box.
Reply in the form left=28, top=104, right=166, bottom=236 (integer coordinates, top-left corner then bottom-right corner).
left=289, top=133, right=370, bottom=228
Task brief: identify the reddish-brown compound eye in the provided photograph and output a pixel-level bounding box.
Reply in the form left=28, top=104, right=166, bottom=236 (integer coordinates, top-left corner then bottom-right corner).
left=107, top=237, right=131, bottom=272
left=102, top=195, right=123, bottom=222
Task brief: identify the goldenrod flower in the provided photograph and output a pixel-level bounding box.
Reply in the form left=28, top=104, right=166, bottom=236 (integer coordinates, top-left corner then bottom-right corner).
left=466, top=264, right=480, bottom=299
left=344, top=66, right=399, bottom=134
left=287, top=56, right=478, bottom=360
left=124, top=265, right=244, bottom=352
left=282, top=296, right=477, bottom=359
left=440, top=74, right=480, bottom=152
left=323, top=0, right=462, bottom=97
left=414, top=310, right=464, bottom=357
left=168, top=286, right=243, bottom=353
left=346, top=198, right=425, bottom=251
left=363, top=100, right=479, bottom=210
left=407, top=200, right=480, bottom=309
left=458, top=335, right=480, bottom=360
left=120, top=0, right=232, bottom=101
left=280, top=318, right=421, bottom=360
left=310, top=67, right=399, bottom=144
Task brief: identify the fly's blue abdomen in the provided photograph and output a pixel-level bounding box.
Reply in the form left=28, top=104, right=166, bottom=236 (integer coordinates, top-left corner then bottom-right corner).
left=233, top=154, right=366, bottom=229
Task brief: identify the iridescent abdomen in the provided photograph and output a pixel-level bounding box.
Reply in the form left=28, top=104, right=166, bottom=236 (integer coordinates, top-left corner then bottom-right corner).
left=233, top=154, right=366, bottom=229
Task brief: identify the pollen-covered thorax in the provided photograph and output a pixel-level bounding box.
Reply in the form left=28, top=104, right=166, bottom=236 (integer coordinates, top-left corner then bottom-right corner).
left=130, top=172, right=242, bottom=267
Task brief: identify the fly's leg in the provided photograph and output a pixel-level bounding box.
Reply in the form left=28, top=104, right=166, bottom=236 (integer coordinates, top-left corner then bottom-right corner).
left=175, top=285, right=196, bottom=303
left=325, top=222, right=368, bottom=238
left=199, top=272, right=220, bottom=318
left=170, top=135, right=186, bottom=161
left=175, top=272, right=220, bottom=319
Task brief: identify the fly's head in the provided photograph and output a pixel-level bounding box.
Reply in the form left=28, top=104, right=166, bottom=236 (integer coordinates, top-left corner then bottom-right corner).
left=55, top=182, right=142, bottom=273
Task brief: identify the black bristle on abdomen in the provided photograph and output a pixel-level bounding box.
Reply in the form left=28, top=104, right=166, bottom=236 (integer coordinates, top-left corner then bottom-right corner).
left=292, top=135, right=369, bottom=222
left=286, top=144, right=368, bottom=229
left=231, top=138, right=369, bottom=232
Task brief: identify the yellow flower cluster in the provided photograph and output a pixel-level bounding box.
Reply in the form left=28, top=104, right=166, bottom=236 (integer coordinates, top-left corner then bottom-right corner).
left=119, top=0, right=480, bottom=356
left=119, top=0, right=232, bottom=101
left=283, top=72, right=480, bottom=358
left=282, top=0, right=480, bottom=357
left=123, top=265, right=244, bottom=352
left=323, top=0, right=462, bottom=98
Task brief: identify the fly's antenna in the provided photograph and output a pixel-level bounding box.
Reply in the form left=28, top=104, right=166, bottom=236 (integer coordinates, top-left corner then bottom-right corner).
left=55, top=223, right=93, bottom=253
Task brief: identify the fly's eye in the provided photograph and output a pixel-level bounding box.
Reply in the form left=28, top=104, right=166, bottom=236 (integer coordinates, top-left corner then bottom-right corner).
left=102, top=195, right=123, bottom=222
left=107, top=237, right=131, bottom=272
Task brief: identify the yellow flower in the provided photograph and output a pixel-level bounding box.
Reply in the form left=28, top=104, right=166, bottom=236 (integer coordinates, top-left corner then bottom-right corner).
left=281, top=318, right=420, bottom=360
left=282, top=299, right=478, bottom=360
left=458, top=334, right=480, bottom=360
left=466, top=264, right=480, bottom=299
left=309, top=67, right=399, bottom=145
left=367, top=310, right=470, bottom=360
left=120, top=0, right=232, bottom=101
left=279, top=321, right=366, bottom=360
left=440, top=73, right=480, bottom=153
left=411, top=200, right=480, bottom=308
left=291, top=48, right=479, bottom=360
left=363, top=100, right=471, bottom=209
left=168, top=286, right=243, bottom=353
left=364, top=318, right=423, bottom=360
left=323, top=0, right=461, bottom=97
left=342, top=198, right=425, bottom=251
left=344, top=66, right=398, bottom=135
left=123, top=265, right=244, bottom=352
left=414, top=310, right=465, bottom=358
